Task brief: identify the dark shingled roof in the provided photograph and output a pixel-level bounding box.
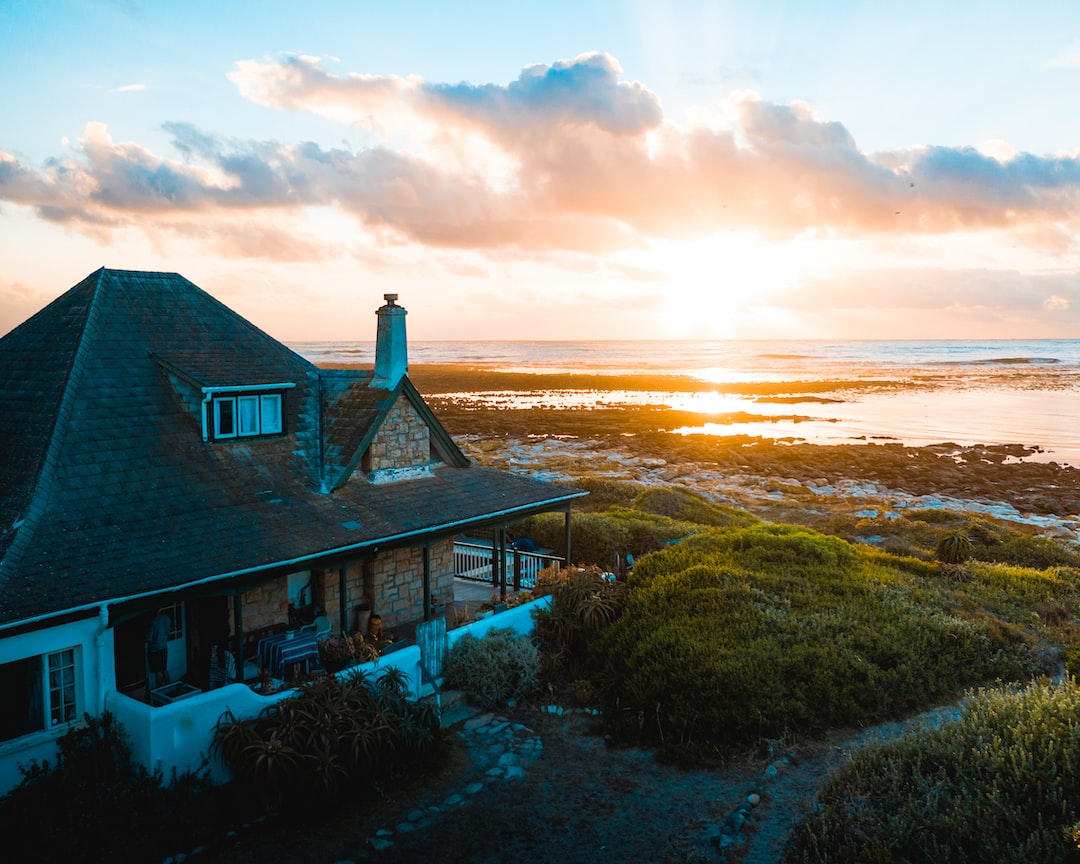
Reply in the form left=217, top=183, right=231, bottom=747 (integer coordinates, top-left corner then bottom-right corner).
left=0, top=269, right=584, bottom=627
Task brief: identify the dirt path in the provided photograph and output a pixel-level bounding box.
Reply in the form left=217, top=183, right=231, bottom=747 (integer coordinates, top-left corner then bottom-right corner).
left=209, top=703, right=963, bottom=864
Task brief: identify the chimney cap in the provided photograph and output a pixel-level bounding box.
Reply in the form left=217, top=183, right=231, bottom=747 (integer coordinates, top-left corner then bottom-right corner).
left=383, top=293, right=398, bottom=305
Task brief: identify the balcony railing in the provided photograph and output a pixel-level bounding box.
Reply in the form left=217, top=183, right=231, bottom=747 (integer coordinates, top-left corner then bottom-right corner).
left=453, top=540, right=561, bottom=590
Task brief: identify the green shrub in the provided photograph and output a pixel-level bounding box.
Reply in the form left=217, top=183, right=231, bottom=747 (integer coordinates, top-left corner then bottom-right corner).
left=593, top=526, right=1053, bottom=760
left=936, top=528, right=974, bottom=565
left=631, top=487, right=758, bottom=528
left=568, top=477, right=646, bottom=511
left=963, top=518, right=1080, bottom=569
left=211, top=669, right=440, bottom=812
left=786, top=678, right=1080, bottom=864
left=443, top=627, right=542, bottom=709
left=516, top=508, right=701, bottom=569
left=532, top=566, right=628, bottom=695
left=0, top=712, right=223, bottom=864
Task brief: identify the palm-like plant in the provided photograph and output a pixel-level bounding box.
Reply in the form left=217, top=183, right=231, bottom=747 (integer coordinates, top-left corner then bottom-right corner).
left=936, top=529, right=974, bottom=566
left=210, top=661, right=440, bottom=812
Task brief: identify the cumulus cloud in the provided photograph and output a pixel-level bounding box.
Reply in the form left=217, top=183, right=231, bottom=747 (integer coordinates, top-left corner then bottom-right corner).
left=3, top=52, right=1080, bottom=261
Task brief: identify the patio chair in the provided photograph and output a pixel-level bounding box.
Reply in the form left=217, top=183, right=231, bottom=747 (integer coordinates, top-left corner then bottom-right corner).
left=301, top=615, right=332, bottom=639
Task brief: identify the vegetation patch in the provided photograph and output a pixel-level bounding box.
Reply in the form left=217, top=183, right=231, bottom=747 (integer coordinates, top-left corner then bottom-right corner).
left=0, top=713, right=224, bottom=864
left=211, top=669, right=440, bottom=813
left=786, top=678, right=1080, bottom=864
left=568, top=524, right=1078, bottom=760
left=443, top=627, right=542, bottom=709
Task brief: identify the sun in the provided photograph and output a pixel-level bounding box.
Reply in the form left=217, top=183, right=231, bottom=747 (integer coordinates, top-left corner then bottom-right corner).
left=647, top=233, right=798, bottom=338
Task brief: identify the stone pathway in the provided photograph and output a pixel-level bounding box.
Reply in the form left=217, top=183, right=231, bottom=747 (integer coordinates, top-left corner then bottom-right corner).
left=364, top=708, right=545, bottom=855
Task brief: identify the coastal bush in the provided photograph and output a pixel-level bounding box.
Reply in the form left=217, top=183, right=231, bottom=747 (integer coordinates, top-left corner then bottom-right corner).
left=631, top=487, right=758, bottom=528
left=786, top=678, right=1080, bottom=864
left=532, top=565, right=628, bottom=693
left=567, top=476, right=645, bottom=511
left=936, top=528, right=974, bottom=565
left=444, top=627, right=541, bottom=709
left=592, top=525, right=1054, bottom=760
left=0, top=712, right=224, bottom=863
left=516, top=508, right=701, bottom=570
left=211, top=670, right=440, bottom=812
left=963, top=518, right=1080, bottom=569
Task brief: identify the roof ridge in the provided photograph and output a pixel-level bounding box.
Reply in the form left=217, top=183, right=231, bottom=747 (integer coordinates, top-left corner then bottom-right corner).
left=0, top=268, right=107, bottom=585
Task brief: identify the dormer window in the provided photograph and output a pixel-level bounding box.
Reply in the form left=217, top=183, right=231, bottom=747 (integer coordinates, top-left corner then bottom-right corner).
left=213, top=393, right=282, bottom=439
left=202, top=384, right=294, bottom=442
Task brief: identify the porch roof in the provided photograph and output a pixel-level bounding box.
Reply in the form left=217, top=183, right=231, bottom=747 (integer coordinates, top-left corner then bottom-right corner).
left=1, top=462, right=584, bottom=626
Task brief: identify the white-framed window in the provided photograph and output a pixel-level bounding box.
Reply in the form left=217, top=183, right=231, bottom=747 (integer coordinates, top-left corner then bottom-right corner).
left=0, top=648, right=81, bottom=743
left=214, top=397, right=236, bottom=439
left=47, top=650, right=77, bottom=728
left=210, top=393, right=283, bottom=440
left=260, top=393, right=282, bottom=434
left=237, top=395, right=259, bottom=436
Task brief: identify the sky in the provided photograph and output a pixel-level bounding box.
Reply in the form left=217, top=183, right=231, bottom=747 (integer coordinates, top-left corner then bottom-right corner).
left=3, top=1, right=1080, bottom=343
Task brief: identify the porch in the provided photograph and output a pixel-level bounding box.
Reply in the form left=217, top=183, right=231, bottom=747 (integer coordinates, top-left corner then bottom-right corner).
left=114, top=534, right=565, bottom=706
left=106, top=590, right=553, bottom=786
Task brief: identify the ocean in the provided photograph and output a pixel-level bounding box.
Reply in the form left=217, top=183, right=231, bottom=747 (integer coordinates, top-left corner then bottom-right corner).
left=293, top=339, right=1080, bottom=467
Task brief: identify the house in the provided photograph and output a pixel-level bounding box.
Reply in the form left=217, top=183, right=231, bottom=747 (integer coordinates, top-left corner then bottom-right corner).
left=0, top=268, right=585, bottom=792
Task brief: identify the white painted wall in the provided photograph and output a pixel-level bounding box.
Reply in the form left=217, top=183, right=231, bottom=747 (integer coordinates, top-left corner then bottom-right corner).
left=0, top=614, right=113, bottom=795
left=0, top=595, right=551, bottom=796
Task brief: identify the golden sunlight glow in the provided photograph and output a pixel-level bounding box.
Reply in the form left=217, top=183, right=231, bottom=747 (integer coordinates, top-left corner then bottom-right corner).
left=647, top=234, right=798, bottom=338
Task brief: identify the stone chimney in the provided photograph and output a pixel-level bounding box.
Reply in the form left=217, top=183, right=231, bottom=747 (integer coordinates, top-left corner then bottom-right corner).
left=372, top=293, right=407, bottom=389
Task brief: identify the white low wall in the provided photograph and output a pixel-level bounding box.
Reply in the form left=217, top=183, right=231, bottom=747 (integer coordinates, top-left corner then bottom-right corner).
left=98, top=597, right=550, bottom=788
left=448, top=594, right=550, bottom=646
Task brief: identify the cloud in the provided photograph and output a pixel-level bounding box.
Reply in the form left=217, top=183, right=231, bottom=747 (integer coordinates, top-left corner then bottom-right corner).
left=790, top=269, right=1080, bottom=320
left=114, top=83, right=147, bottom=93
left=420, top=52, right=663, bottom=138
left=1041, top=37, right=1080, bottom=69
left=3, top=53, right=1080, bottom=262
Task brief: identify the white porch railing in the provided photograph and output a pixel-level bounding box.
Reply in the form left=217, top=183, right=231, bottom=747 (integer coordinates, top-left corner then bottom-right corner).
left=453, top=541, right=561, bottom=589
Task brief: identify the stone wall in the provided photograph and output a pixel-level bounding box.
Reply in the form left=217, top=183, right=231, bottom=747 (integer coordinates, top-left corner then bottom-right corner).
left=234, top=569, right=325, bottom=633
left=236, top=577, right=290, bottom=632
left=366, top=395, right=430, bottom=474
left=369, top=539, right=455, bottom=629
left=231, top=539, right=454, bottom=637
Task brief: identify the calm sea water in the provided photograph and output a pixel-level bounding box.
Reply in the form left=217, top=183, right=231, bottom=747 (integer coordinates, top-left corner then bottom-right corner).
left=293, top=340, right=1080, bottom=466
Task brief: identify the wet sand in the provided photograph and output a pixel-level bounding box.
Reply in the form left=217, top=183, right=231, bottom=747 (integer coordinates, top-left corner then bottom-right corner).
left=394, top=363, right=1080, bottom=523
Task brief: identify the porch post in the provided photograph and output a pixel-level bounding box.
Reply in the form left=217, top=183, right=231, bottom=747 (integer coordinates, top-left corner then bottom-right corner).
left=423, top=545, right=431, bottom=621
left=232, top=594, right=244, bottom=677
left=564, top=507, right=572, bottom=571
left=497, top=527, right=508, bottom=600
left=338, top=565, right=348, bottom=635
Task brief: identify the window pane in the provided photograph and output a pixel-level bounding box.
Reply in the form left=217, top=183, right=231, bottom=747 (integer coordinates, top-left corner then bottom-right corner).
left=260, top=394, right=282, bottom=434
left=237, top=395, right=259, bottom=436
left=215, top=398, right=235, bottom=437
left=47, top=649, right=76, bottom=728
left=0, top=656, right=43, bottom=741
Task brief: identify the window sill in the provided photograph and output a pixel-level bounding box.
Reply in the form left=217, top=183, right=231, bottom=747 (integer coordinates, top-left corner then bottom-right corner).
left=0, top=720, right=81, bottom=758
